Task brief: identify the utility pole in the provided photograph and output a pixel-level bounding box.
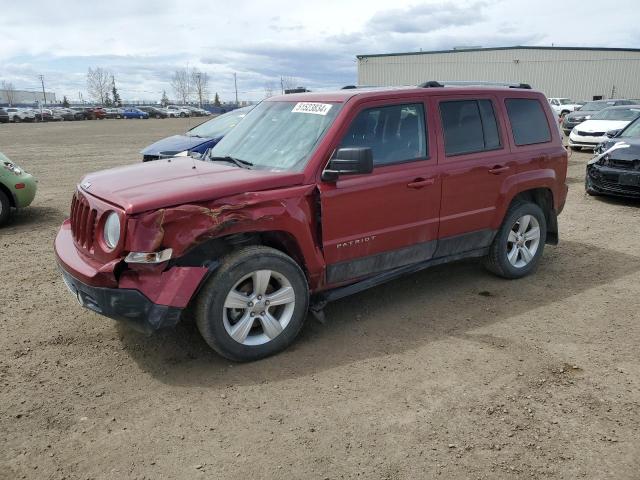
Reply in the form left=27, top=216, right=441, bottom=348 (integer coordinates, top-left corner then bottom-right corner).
left=280, top=76, right=284, bottom=95
left=234, top=73, right=238, bottom=105
left=39, top=74, right=47, bottom=105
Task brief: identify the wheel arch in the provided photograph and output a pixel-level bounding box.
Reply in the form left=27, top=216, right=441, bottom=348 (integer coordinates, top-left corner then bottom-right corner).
left=509, top=187, right=558, bottom=245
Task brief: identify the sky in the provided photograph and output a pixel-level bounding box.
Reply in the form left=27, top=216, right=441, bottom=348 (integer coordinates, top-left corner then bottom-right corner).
left=1, top=0, right=639, bottom=103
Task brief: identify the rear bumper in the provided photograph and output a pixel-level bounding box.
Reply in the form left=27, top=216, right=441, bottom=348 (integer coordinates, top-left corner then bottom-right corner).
left=60, top=268, right=182, bottom=334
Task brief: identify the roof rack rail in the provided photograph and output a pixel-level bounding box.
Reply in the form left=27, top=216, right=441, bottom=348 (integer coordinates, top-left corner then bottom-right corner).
left=418, top=80, right=532, bottom=89
left=341, top=84, right=377, bottom=89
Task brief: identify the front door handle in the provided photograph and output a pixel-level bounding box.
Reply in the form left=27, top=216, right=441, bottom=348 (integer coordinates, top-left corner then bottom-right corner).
left=488, top=165, right=510, bottom=175
left=407, top=177, right=435, bottom=189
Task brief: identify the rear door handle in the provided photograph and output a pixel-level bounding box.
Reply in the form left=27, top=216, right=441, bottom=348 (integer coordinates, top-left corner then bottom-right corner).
left=407, top=177, right=435, bottom=189
left=488, top=165, right=510, bottom=175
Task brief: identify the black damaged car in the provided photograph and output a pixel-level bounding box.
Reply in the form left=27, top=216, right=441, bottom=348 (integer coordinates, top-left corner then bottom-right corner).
left=586, top=116, right=640, bottom=198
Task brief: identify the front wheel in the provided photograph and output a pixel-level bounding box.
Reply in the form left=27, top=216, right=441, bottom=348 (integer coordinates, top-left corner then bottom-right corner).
left=0, top=189, right=11, bottom=226
left=195, top=246, right=309, bottom=361
left=484, top=201, right=547, bottom=279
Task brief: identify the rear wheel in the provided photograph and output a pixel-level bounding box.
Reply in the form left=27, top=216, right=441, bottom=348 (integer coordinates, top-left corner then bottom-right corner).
left=195, top=246, right=309, bottom=361
left=484, top=201, right=547, bottom=279
left=0, top=189, right=11, bottom=226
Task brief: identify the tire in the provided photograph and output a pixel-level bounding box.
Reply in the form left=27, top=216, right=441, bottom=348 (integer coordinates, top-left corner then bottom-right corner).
left=180, top=112, right=186, bottom=118
left=195, top=246, right=309, bottom=361
left=484, top=201, right=547, bottom=279
left=14, top=116, right=21, bottom=123
left=156, top=114, right=161, bottom=119
left=0, top=189, right=11, bottom=226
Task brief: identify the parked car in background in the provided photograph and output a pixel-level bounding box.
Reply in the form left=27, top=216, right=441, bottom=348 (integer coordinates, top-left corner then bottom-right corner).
left=5, top=108, right=36, bottom=122
left=138, top=106, right=168, bottom=118
left=0, top=152, right=37, bottom=226
left=548, top=98, right=582, bottom=117
left=586, top=116, right=640, bottom=198
left=562, top=99, right=634, bottom=135
left=122, top=107, right=149, bottom=119
left=34, top=109, right=57, bottom=122
left=568, top=105, right=640, bottom=150
left=52, top=108, right=76, bottom=121
left=140, top=105, right=253, bottom=161
left=0, top=108, right=9, bottom=123
left=166, top=105, right=191, bottom=117
left=104, top=108, right=123, bottom=119
left=57, top=84, right=568, bottom=361
left=81, top=107, right=106, bottom=120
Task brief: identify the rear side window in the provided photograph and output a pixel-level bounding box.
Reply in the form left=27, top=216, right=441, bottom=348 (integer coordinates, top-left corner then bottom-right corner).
left=439, top=99, right=501, bottom=156
left=505, top=98, right=551, bottom=146
left=339, top=103, right=427, bottom=166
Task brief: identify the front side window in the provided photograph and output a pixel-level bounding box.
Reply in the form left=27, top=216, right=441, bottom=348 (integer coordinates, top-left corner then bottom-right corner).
left=210, top=101, right=341, bottom=171
left=620, top=117, right=640, bottom=138
left=339, top=103, right=427, bottom=166
left=440, top=99, right=502, bottom=155
left=505, top=98, right=552, bottom=146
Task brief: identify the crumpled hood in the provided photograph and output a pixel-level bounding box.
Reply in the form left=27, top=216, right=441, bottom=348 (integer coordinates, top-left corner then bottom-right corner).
left=601, top=138, right=640, bottom=160
left=80, top=158, right=305, bottom=214
left=140, top=134, right=220, bottom=156
left=573, top=119, right=630, bottom=133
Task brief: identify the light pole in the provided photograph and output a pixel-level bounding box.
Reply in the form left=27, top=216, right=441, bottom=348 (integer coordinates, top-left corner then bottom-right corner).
left=38, top=74, right=47, bottom=117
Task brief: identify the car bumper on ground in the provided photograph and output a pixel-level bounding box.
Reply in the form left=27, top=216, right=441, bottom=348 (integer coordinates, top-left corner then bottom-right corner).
left=586, top=163, right=640, bottom=198
left=54, top=221, right=209, bottom=333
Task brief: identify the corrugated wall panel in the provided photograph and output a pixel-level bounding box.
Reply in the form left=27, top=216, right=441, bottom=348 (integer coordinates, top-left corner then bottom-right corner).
left=357, top=48, right=640, bottom=100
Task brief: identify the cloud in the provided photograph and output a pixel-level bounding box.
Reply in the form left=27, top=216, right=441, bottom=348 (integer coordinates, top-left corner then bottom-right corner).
left=0, top=0, right=638, bottom=102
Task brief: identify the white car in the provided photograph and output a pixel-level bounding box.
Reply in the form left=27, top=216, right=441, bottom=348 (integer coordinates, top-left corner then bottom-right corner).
left=166, top=105, right=191, bottom=117
left=548, top=98, right=582, bottom=117
left=5, top=107, right=36, bottom=122
left=568, top=105, right=640, bottom=150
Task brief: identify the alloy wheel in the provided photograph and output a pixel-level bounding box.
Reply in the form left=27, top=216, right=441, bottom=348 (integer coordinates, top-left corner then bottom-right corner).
left=506, top=214, right=541, bottom=268
left=222, top=270, right=296, bottom=346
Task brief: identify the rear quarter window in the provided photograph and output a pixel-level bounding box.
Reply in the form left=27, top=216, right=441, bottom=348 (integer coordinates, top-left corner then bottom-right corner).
left=505, top=98, right=552, bottom=146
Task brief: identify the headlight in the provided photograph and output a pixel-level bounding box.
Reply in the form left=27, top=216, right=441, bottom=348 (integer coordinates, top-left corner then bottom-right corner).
left=2, top=161, right=22, bottom=175
left=103, top=212, right=121, bottom=249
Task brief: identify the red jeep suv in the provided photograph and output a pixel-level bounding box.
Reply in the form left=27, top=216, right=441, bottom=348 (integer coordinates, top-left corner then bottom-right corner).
left=55, top=82, right=568, bottom=361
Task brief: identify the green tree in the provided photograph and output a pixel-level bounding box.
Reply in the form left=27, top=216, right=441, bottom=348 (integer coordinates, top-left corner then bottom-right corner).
left=213, top=92, right=221, bottom=107
left=104, top=93, right=112, bottom=107
left=160, top=90, right=169, bottom=107
left=111, top=76, right=121, bottom=107
left=62, top=95, right=70, bottom=108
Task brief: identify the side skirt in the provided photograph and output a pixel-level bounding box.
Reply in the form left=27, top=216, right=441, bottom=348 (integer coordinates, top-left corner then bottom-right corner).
left=311, top=246, right=489, bottom=311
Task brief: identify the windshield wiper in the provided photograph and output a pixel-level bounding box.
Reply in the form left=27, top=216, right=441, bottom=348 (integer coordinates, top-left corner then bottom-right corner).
left=207, top=154, right=253, bottom=169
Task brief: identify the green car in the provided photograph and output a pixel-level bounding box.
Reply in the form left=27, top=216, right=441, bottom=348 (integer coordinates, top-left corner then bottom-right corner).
left=0, top=152, right=37, bottom=226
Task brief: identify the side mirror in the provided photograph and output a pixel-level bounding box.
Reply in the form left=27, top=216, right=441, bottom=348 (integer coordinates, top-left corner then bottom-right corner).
left=606, top=129, right=621, bottom=138
left=322, top=147, right=373, bottom=182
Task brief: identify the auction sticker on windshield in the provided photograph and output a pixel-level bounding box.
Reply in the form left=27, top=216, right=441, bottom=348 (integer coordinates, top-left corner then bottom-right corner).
left=292, top=102, right=333, bottom=115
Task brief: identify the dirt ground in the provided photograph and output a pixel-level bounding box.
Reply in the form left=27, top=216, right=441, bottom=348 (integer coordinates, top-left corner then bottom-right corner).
left=1, top=118, right=639, bottom=480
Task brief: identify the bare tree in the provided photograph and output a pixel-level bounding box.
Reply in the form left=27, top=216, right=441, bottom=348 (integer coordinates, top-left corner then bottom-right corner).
left=171, top=69, right=191, bottom=105
left=1, top=81, right=16, bottom=106
left=264, top=81, right=275, bottom=98
left=86, top=68, right=112, bottom=105
left=191, top=69, right=209, bottom=107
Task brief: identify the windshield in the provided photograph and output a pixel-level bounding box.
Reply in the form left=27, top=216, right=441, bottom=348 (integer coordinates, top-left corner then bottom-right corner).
left=619, top=117, right=640, bottom=138
left=187, top=107, right=252, bottom=138
left=591, top=108, right=640, bottom=121
left=209, top=100, right=341, bottom=171
left=580, top=101, right=614, bottom=111
left=558, top=99, right=573, bottom=105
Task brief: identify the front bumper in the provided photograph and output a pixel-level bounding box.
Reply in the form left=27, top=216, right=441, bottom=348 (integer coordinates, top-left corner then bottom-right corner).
left=568, top=132, right=605, bottom=149
left=586, top=164, right=640, bottom=198
left=13, top=173, right=37, bottom=208
left=60, top=268, right=182, bottom=334
left=55, top=221, right=210, bottom=333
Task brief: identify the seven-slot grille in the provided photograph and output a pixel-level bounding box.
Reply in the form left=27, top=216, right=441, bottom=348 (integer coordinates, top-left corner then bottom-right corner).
left=70, top=193, right=97, bottom=249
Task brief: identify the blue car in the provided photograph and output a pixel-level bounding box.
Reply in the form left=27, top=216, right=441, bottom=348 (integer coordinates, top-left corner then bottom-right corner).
left=140, top=106, right=253, bottom=161
left=123, top=108, right=149, bottom=119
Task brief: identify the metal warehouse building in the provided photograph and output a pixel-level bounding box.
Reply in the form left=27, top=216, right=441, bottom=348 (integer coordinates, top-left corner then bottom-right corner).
left=357, top=46, right=640, bottom=101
